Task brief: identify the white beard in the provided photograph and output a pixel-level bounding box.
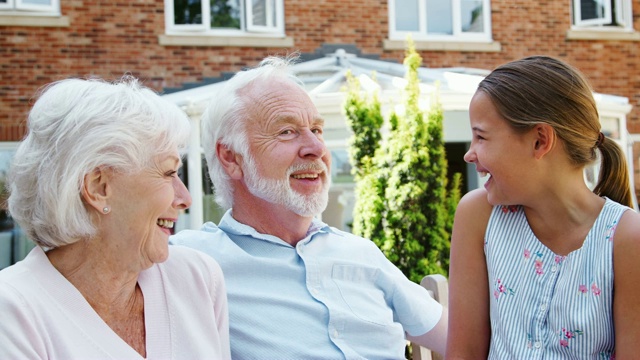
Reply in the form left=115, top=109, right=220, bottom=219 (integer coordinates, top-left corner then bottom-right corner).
left=243, top=153, right=330, bottom=217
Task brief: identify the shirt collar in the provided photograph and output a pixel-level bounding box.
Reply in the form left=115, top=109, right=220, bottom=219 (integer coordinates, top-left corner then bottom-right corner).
left=216, top=209, right=336, bottom=246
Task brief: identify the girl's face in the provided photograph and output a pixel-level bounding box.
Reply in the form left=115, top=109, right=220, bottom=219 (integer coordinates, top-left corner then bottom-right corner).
left=464, top=91, right=536, bottom=206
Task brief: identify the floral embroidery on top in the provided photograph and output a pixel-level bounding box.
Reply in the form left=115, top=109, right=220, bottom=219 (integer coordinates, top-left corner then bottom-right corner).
left=604, top=220, right=618, bottom=241
left=501, top=205, right=518, bottom=213
left=578, top=282, right=601, bottom=296
left=555, top=255, right=565, bottom=264
left=493, top=278, right=515, bottom=300
left=534, top=259, right=544, bottom=275
left=558, top=328, right=583, bottom=347
left=524, top=249, right=545, bottom=275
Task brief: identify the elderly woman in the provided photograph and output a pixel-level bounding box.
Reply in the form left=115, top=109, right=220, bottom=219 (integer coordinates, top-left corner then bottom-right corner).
left=0, top=77, right=230, bottom=359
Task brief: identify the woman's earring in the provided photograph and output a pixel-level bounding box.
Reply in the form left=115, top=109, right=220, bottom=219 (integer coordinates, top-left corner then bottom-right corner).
left=102, top=206, right=110, bottom=214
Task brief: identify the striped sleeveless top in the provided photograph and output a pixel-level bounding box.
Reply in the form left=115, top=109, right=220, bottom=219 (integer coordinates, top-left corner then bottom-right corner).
left=485, top=198, right=629, bottom=359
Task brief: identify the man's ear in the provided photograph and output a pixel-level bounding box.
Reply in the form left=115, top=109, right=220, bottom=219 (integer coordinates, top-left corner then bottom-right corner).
left=217, top=142, right=244, bottom=180
left=82, top=167, right=111, bottom=213
left=532, top=123, right=556, bottom=159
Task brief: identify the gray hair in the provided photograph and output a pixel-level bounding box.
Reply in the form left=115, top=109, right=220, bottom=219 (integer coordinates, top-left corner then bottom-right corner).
left=202, top=55, right=303, bottom=209
left=7, top=76, right=191, bottom=248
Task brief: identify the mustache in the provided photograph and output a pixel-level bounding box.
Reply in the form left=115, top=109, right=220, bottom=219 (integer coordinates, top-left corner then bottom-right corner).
left=286, top=161, right=328, bottom=175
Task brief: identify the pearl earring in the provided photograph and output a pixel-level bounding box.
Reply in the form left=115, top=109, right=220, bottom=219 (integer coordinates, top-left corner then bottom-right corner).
left=102, top=206, right=110, bottom=214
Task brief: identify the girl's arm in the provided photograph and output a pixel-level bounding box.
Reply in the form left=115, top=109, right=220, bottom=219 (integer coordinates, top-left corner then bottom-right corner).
left=445, top=188, right=493, bottom=359
left=613, top=209, right=640, bottom=357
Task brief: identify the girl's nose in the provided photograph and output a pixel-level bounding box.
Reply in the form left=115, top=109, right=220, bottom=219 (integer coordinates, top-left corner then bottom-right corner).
left=463, top=148, right=476, bottom=164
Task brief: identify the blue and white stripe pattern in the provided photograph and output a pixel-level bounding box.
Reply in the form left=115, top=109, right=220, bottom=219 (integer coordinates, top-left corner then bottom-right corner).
left=485, top=198, right=629, bottom=359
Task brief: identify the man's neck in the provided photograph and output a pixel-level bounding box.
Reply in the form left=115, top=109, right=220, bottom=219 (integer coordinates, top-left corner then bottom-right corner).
left=231, top=200, right=315, bottom=246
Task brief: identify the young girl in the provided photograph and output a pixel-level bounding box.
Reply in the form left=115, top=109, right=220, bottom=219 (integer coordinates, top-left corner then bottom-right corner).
left=446, top=56, right=640, bottom=359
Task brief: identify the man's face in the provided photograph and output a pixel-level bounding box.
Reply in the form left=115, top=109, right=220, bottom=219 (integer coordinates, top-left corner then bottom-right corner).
left=240, top=78, right=331, bottom=217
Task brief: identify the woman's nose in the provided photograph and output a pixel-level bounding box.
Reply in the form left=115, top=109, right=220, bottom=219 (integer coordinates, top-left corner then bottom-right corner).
left=173, top=177, right=192, bottom=210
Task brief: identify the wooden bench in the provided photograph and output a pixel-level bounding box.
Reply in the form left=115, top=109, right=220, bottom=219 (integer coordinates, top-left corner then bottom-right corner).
left=410, top=274, right=448, bottom=360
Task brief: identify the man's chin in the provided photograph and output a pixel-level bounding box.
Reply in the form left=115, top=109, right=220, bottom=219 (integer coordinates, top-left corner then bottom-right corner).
left=285, top=194, right=328, bottom=217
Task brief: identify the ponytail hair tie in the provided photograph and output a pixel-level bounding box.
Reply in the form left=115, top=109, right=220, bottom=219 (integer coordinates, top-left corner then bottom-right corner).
left=596, top=132, right=605, bottom=147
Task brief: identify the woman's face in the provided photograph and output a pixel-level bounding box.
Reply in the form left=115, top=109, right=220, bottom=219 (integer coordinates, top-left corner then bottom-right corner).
left=104, top=151, right=191, bottom=270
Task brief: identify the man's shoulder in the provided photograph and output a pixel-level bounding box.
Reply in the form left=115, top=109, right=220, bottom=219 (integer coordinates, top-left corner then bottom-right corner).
left=169, top=222, right=237, bottom=262
left=324, top=226, right=374, bottom=243
left=171, top=222, right=230, bottom=245
left=319, top=227, right=384, bottom=253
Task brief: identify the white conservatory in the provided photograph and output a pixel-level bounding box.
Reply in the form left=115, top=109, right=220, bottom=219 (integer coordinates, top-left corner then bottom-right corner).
left=161, top=49, right=638, bottom=234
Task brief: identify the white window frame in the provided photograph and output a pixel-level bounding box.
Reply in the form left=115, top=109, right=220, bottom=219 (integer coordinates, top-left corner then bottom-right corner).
left=573, top=0, right=633, bottom=30
left=0, top=0, right=59, bottom=13
left=165, top=0, right=285, bottom=36
left=388, top=0, right=492, bottom=42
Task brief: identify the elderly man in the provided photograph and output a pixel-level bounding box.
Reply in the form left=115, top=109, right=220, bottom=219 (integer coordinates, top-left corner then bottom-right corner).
left=171, top=56, right=447, bottom=359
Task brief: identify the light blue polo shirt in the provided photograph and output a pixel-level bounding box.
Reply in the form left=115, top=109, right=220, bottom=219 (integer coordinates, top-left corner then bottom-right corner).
left=171, top=210, right=442, bottom=360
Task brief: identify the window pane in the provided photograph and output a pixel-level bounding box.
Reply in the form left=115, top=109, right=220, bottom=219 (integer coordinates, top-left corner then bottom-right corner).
left=461, top=0, right=484, bottom=32
left=211, top=0, right=240, bottom=28
left=174, top=0, right=203, bottom=25
left=251, top=0, right=267, bottom=26
left=426, top=0, right=452, bottom=34
left=395, top=0, right=419, bottom=31
left=330, top=149, right=353, bottom=184
left=580, top=0, right=607, bottom=21
left=600, top=116, right=620, bottom=140
left=0, top=149, right=33, bottom=269
left=271, top=0, right=276, bottom=27
left=20, top=0, right=51, bottom=4
left=249, top=0, right=276, bottom=28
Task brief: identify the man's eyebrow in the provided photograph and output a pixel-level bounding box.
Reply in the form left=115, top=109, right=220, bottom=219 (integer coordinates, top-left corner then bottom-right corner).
left=272, top=115, right=325, bottom=127
left=312, top=116, right=325, bottom=126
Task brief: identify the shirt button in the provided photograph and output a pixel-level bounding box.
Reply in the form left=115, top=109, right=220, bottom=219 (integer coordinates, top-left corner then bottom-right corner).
left=534, top=341, right=542, bottom=349
left=540, top=303, right=547, bottom=311
left=333, top=329, right=339, bottom=338
left=551, top=265, right=557, bottom=273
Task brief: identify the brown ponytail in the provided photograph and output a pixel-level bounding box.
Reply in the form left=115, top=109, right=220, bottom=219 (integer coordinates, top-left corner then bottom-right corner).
left=594, top=137, right=633, bottom=207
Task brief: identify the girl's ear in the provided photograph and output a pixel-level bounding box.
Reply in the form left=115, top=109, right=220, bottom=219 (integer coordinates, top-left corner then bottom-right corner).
left=532, top=123, right=556, bottom=159
left=217, top=142, right=244, bottom=180
left=82, top=167, right=111, bottom=213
